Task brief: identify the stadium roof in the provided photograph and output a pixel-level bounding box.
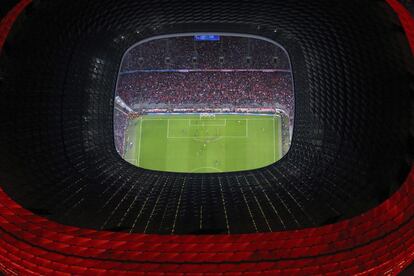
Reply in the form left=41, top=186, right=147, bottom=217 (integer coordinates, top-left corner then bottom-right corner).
left=0, top=0, right=413, bottom=274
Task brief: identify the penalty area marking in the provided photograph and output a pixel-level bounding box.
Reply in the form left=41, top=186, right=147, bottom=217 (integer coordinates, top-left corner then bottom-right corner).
left=192, top=136, right=224, bottom=143
left=167, top=118, right=248, bottom=139
left=169, top=135, right=247, bottom=139
left=143, top=116, right=277, bottom=139
left=167, top=119, right=190, bottom=138
left=189, top=119, right=227, bottom=127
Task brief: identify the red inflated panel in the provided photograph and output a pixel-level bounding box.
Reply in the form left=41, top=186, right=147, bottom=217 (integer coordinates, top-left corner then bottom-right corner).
left=0, top=168, right=411, bottom=275
left=0, top=0, right=413, bottom=275
left=0, top=0, right=31, bottom=54
left=387, top=0, right=414, bottom=56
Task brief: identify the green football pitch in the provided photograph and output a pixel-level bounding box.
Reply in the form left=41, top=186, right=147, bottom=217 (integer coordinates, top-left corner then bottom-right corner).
left=123, top=114, right=282, bottom=173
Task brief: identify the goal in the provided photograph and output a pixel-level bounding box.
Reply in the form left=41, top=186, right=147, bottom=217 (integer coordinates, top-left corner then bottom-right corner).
left=200, top=113, right=216, bottom=119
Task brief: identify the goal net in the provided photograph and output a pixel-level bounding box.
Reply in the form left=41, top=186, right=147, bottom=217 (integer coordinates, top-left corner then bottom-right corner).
left=200, top=113, right=216, bottom=119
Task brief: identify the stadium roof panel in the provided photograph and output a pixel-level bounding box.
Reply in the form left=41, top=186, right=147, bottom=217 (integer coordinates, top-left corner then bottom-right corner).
left=0, top=0, right=413, bottom=273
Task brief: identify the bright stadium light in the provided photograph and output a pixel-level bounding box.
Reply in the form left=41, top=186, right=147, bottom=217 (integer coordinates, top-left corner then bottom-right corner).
left=113, top=33, right=294, bottom=173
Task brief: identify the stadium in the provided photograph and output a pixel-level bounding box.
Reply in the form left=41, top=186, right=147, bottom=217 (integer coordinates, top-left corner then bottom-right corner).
left=0, top=0, right=413, bottom=275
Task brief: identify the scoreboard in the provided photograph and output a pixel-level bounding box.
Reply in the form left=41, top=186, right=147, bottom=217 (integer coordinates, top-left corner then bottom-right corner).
left=194, top=35, right=220, bottom=41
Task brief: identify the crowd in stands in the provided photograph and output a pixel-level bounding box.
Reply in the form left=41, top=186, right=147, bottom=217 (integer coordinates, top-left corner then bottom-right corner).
left=121, top=36, right=291, bottom=70
left=117, top=71, right=293, bottom=113
left=114, top=109, right=128, bottom=156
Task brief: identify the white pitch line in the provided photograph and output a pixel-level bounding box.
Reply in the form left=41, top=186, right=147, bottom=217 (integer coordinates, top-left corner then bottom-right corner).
left=136, top=119, right=143, bottom=166
left=273, top=117, right=276, bottom=162
left=168, top=135, right=247, bottom=139
left=189, top=119, right=226, bottom=127
left=191, top=123, right=227, bottom=127
left=167, top=119, right=170, bottom=138
left=122, top=124, right=128, bottom=158
left=277, top=116, right=282, bottom=159
left=141, top=118, right=275, bottom=121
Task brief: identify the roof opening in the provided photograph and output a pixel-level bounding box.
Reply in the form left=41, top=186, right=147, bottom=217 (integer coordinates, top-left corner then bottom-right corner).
left=114, top=33, right=294, bottom=173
